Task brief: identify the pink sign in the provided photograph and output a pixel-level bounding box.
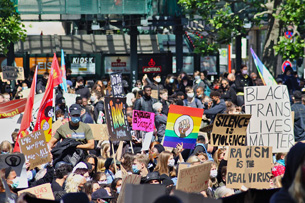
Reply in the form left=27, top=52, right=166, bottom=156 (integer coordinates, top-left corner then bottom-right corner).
left=132, top=110, right=155, bottom=132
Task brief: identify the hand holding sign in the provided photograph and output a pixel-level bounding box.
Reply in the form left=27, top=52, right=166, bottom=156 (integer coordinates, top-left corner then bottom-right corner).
left=178, top=118, right=191, bottom=138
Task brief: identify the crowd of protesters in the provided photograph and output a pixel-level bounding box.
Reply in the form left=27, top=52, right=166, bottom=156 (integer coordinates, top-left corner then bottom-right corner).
left=0, top=64, right=305, bottom=203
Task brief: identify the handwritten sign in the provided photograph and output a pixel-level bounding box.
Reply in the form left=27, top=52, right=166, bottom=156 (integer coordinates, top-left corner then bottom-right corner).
left=19, top=130, right=51, bottom=169
left=176, top=162, right=212, bottom=193
left=117, top=174, right=141, bottom=203
left=88, top=124, right=109, bottom=141
left=2, top=66, right=24, bottom=80
left=244, top=86, right=294, bottom=152
left=18, top=183, right=54, bottom=200
left=226, top=146, right=272, bottom=189
left=151, top=90, right=158, bottom=99
left=211, top=114, right=251, bottom=146
left=110, top=73, right=124, bottom=97
left=132, top=110, right=155, bottom=132
left=105, top=97, right=131, bottom=141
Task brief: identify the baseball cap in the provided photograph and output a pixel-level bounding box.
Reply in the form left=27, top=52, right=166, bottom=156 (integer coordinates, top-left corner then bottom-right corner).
left=76, top=76, right=84, bottom=82
left=69, top=104, right=81, bottom=116
left=92, top=188, right=114, bottom=200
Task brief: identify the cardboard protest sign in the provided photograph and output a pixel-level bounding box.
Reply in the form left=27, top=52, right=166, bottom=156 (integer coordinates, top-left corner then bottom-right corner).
left=244, top=86, right=294, bottom=152
left=104, top=97, right=131, bottom=141
left=142, top=132, right=153, bottom=151
left=2, top=66, right=24, bottom=80
left=110, top=73, right=124, bottom=97
left=132, top=110, right=155, bottom=132
left=226, top=146, right=272, bottom=189
left=19, top=130, right=51, bottom=170
left=18, top=183, right=55, bottom=200
left=174, top=190, right=222, bottom=203
left=88, top=124, right=109, bottom=141
left=151, top=90, right=158, bottom=99
left=117, top=174, right=141, bottom=203
left=176, top=162, right=212, bottom=193
left=125, top=184, right=166, bottom=203
left=211, top=114, right=251, bottom=146
left=163, top=105, right=204, bottom=149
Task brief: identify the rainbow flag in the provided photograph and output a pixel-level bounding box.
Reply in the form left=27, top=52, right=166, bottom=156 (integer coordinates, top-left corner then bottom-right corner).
left=250, top=48, right=277, bottom=86
left=163, top=105, right=204, bottom=149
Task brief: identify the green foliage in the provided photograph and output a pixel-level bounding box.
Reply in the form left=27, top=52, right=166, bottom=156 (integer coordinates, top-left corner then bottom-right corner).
left=178, top=0, right=265, bottom=56
left=272, top=0, right=305, bottom=61
left=0, top=0, right=27, bottom=55
left=273, top=36, right=305, bottom=60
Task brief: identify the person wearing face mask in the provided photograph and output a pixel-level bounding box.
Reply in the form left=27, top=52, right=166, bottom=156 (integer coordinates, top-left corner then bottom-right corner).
left=36, top=72, right=49, bottom=94
left=204, top=91, right=226, bottom=124
left=49, top=104, right=94, bottom=150
left=134, top=86, right=158, bottom=113
left=164, top=74, right=176, bottom=96
left=91, top=91, right=105, bottom=124
left=220, top=78, right=237, bottom=105
left=206, top=162, right=219, bottom=198
left=154, top=151, right=175, bottom=179
left=193, top=71, right=206, bottom=93
left=235, top=65, right=253, bottom=106
left=0, top=141, right=13, bottom=155
left=75, top=76, right=91, bottom=99
left=178, top=75, right=192, bottom=93
left=183, top=86, right=204, bottom=108
left=4, top=168, right=18, bottom=200
left=132, top=154, right=150, bottom=183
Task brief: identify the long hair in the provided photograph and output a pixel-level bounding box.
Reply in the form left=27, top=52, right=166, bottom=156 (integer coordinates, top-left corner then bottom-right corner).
left=65, top=174, right=85, bottom=193
left=97, top=157, right=106, bottom=172
left=289, top=166, right=305, bottom=203
left=154, top=151, right=171, bottom=175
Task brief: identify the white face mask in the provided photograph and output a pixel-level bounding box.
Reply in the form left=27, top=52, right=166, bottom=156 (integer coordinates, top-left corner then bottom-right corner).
left=194, top=75, right=200, bottom=80
left=210, top=169, right=218, bottom=178
left=98, top=180, right=107, bottom=185
left=242, top=70, right=248, bottom=75
left=168, top=159, right=175, bottom=167
left=187, top=93, right=194, bottom=98
left=90, top=95, right=97, bottom=102
left=155, top=78, right=161, bottom=83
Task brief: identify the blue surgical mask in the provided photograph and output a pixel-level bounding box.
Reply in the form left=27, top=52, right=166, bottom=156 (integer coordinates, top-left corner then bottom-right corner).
left=1, top=151, right=9, bottom=154
left=194, top=75, right=200, bottom=80
left=132, top=164, right=140, bottom=174
left=169, top=78, right=174, bottom=83
left=71, top=116, right=80, bottom=123
left=117, top=186, right=121, bottom=194
left=103, top=81, right=108, bottom=86
left=11, top=177, right=20, bottom=189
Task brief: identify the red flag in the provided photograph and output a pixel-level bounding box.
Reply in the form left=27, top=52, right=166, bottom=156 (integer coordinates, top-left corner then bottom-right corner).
left=34, top=55, right=56, bottom=143
left=14, top=66, right=38, bottom=152
left=51, top=53, right=63, bottom=87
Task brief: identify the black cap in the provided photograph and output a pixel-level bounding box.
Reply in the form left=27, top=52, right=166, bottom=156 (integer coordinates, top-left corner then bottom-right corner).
left=293, top=90, right=303, bottom=100
left=77, top=76, right=84, bottom=82
left=146, top=171, right=161, bottom=183
left=92, top=188, right=114, bottom=200
left=69, top=104, right=81, bottom=116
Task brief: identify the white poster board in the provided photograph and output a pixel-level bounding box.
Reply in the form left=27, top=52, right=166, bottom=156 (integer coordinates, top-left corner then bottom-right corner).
left=244, top=85, right=294, bottom=152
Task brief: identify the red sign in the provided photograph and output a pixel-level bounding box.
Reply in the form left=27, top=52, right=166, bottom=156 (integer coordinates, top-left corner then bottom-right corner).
left=142, top=58, right=162, bottom=73
left=282, top=60, right=292, bottom=72
left=0, top=98, right=27, bottom=119
left=111, top=58, right=126, bottom=67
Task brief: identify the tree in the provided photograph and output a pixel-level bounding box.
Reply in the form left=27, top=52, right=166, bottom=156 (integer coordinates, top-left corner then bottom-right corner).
left=0, top=0, right=27, bottom=55
left=178, top=0, right=305, bottom=75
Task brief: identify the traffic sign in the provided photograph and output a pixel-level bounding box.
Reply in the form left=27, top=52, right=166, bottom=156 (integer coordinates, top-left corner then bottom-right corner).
left=285, top=31, right=293, bottom=39
left=282, top=60, right=292, bottom=72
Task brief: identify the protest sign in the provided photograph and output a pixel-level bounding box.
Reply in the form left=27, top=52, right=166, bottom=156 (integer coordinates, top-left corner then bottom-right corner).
left=125, top=184, right=166, bottom=203
left=2, top=66, right=24, bottom=80
left=18, top=183, right=55, bottom=200
left=19, top=130, right=51, bottom=169
left=163, top=105, right=204, bottom=149
left=110, top=73, right=124, bottom=97
left=244, top=86, right=294, bottom=152
left=151, top=90, right=158, bottom=99
left=132, top=110, right=155, bottom=132
left=174, top=190, right=222, bottom=203
left=226, top=146, right=272, bottom=189
left=0, top=98, right=27, bottom=119
left=211, top=114, right=251, bottom=146
left=176, top=162, right=212, bottom=193
left=142, top=132, right=153, bottom=151
left=51, top=119, right=69, bottom=136
left=104, top=97, right=131, bottom=141
left=88, top=124, right=109, bottom=141
left=117, top=174, right=141, bottom=203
